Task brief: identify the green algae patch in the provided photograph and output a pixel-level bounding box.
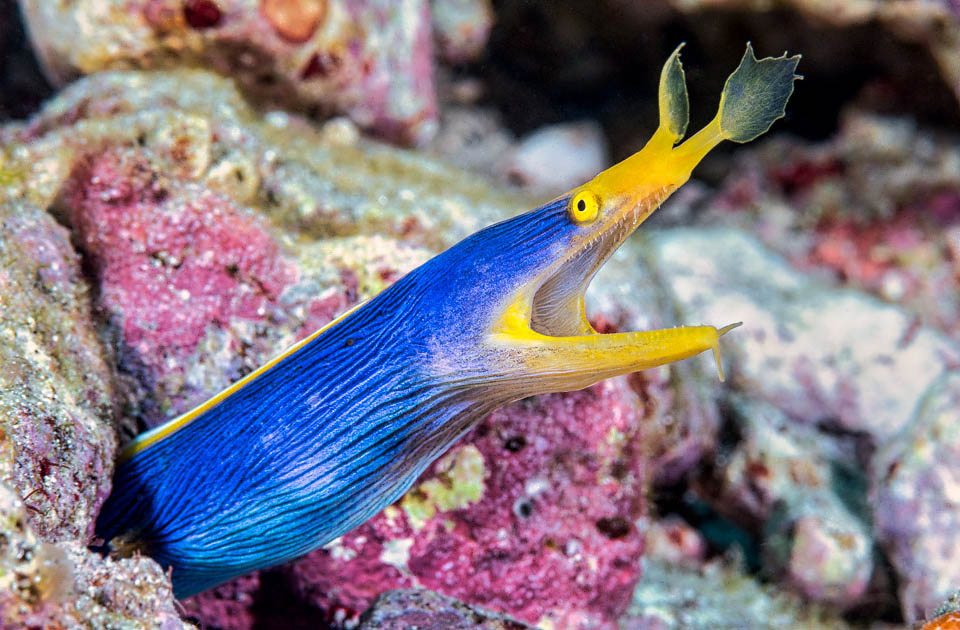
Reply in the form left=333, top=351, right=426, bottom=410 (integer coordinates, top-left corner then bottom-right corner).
left=0, top=167, right=14, bottom=187
left=401, top=445, right=485, bottom=530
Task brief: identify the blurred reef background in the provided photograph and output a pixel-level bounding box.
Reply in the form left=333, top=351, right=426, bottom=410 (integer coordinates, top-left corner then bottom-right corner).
left=1, top=0, right=960, bottom=628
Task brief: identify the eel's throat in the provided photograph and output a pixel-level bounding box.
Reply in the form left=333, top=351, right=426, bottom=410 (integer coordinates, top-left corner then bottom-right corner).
left=529, top=189, right=672, bottom=338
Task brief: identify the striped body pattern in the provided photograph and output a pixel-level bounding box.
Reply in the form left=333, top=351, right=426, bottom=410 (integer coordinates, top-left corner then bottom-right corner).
left=95, top=44, right=800, bottom=598
left=96, top=204, right=579, bottom=597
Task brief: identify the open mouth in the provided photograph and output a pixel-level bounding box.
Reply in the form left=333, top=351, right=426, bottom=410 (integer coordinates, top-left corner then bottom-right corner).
left=529, top=198, right=654, bottom=337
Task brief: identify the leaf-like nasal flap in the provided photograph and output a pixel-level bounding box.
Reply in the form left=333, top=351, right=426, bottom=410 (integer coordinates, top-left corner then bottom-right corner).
left=659, top=43, right=689, bottom=144
left=719, top=42, right=802, bottom=143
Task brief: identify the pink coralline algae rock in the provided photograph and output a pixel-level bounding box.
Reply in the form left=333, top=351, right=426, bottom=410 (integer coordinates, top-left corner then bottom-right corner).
left=186, top=377, right=649, bottom=630
left=56, top=141, right=439, bottom=431
left=291, top=378, right=648, bottom=630
left=61, top=148, right=319, bottom=427
left=872, top=372, right=960, bottom=623
left=18, top=0, right=490, bottom=143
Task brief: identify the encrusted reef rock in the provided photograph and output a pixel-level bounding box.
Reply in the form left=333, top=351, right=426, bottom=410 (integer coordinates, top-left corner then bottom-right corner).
left=0, top=195, right=115, bottom=542
left=0, top=482, right=190, bottom=629
left=642, top=114, right=960, bottom=620
left=623, top=516, right=855, bottom=629
left=5, top=69, right=523, bottom=250
left=873, top=372, right=960, bottom=622
left=18, top=0, right=494, bottom=143
left=621, top=557, right=853, bottom=630
left=708, top=397, right=873, bottom=608
left=644, top=227, right=959, bottom=445
left=357, top=588, right=535, bottom=630
left=645, top=226, right=959, bottom=612
left=0, top=190, right=190, bottom=627
left=592, top=218, right=959, bottom=615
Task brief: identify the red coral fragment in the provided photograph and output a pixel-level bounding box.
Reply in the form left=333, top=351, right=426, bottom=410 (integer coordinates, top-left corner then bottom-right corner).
left=183, top=0, right=223, bottom=29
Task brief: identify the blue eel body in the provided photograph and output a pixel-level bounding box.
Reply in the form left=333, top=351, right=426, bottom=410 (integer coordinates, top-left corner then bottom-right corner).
left=97, top=205, right=582, bottom=596
left=94, top=44, right=799, bottom=598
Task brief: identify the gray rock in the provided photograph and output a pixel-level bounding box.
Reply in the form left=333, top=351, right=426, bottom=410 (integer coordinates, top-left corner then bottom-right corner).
left=714, top=398, right=873, bottom=608
left=872, top=372, right=960, bottom=622
left=621, top=558, right=852, bottom=630
left=358, top=588, right=535, bottom=630
left=644, top=227, right=959, bottom=444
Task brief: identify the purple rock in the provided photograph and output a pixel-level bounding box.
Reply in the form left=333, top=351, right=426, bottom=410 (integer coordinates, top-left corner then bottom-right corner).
left=19, top=0, right=447, bottom=143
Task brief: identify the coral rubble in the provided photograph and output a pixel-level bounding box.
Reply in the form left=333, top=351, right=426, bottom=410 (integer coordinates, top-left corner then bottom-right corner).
left=18, top=0, right=493, bottom=143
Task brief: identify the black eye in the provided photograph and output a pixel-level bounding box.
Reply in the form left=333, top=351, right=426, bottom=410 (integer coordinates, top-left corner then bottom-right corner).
left=569, top=191, right=599, bottom=223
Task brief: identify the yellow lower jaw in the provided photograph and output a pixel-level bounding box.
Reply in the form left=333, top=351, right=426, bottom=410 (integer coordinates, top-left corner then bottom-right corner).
left=489, top=316, right=740, bottom=395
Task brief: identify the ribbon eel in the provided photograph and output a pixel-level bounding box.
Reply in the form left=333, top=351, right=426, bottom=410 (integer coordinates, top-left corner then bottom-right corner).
left=95, top=44, right=800, bottom=598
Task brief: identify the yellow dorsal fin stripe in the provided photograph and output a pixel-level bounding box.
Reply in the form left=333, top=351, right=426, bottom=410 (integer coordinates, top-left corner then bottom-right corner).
left=118, top=300, right=367, bottom=462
